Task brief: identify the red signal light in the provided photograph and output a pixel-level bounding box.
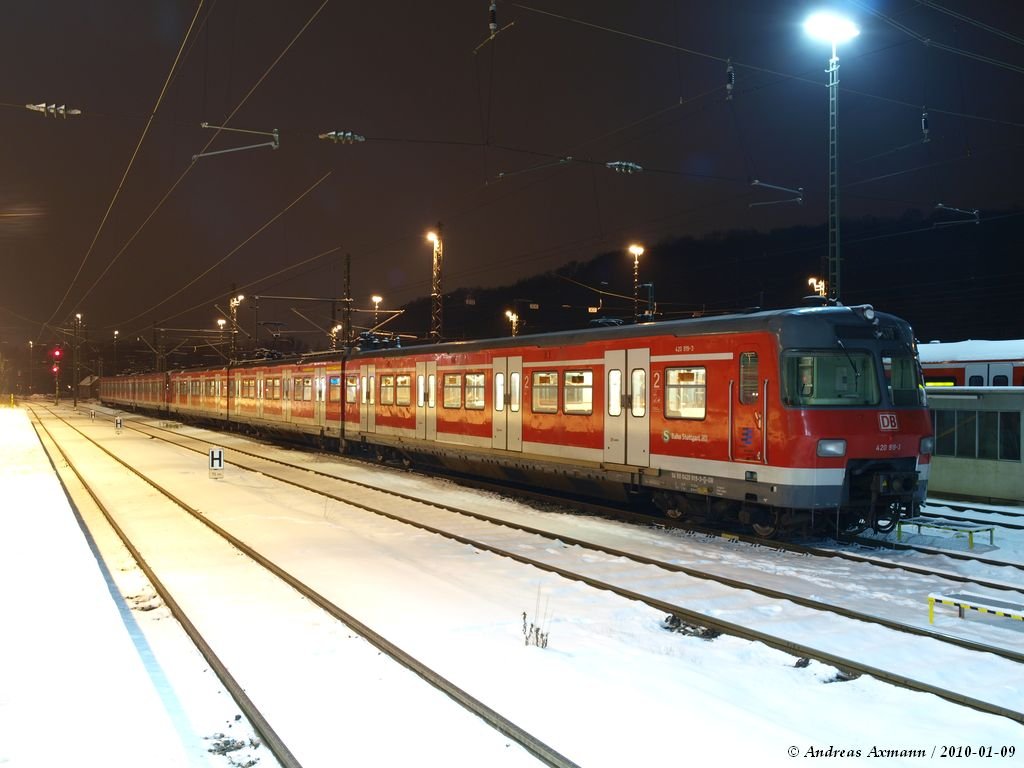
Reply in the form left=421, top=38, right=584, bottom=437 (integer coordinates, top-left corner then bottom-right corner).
left=52, top=348, right=62, bottom=359
left=51, top=364, right=59, bottom=374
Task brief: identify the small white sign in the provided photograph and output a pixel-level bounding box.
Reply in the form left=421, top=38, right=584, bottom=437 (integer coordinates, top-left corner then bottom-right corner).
left=115, top=416, right=123, bottom=433
left=209, top=448, right=225, bottom=479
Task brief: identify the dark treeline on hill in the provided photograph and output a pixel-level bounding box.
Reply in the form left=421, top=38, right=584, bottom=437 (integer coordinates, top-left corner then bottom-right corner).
left=395, top=208, right=1024, bottom=346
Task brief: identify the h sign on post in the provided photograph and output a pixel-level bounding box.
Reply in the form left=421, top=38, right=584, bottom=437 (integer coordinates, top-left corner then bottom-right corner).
left=115, top=416, right=123, bottom=433
left=209, top=448, right=225, bottom=480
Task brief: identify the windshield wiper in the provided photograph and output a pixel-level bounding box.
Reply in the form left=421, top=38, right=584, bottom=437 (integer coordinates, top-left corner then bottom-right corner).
left=836, top=339, right=862, bottom=387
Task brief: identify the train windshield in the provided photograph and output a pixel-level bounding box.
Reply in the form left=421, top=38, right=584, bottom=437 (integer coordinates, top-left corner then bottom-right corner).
left=781, top=351, right=880, bottom=407
left=882, top=352, right=927, bottom=406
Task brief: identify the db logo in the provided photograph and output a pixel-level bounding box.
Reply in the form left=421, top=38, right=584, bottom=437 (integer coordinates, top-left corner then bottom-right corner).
left=879, top=413, right=899, bottom=431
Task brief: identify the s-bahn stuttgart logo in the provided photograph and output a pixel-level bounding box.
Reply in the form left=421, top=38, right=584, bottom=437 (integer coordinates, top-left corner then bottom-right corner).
left=878, top=412, right=899, bottom=431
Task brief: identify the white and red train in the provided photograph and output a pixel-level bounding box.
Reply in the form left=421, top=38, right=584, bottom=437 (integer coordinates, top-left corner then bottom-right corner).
left=918, top=339, right=1024, bottom=387
left=99, top=305, right=934, bottom=537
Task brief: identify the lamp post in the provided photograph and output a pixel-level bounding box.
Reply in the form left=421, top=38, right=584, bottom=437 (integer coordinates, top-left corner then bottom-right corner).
left=808, top=276, right=827, bottom=298
left=505, top=310, right=519, bottom=337
left=372, top=295, right=383, bottom=326
left=229, top=294, right=245, bottom=356
left=427, top=227, right=443, bottom=342
left=217, top=318, right=227, bottom=352
left=112, top=330, right=119, bottom=375
left=804, top=12, right=859, bottom=304
left=28, top=341, right=33, bottom=395
left=628, top=244, right=644, bottom=322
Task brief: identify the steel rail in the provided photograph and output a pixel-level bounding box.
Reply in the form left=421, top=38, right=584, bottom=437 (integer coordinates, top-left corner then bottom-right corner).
left=70, top=409, right=1024, bottom=725
left=27, top=410, right=304, bottom=768
left=111, top=412, right=1024, bottom=665
left=33, top=407, right=581, bottom=768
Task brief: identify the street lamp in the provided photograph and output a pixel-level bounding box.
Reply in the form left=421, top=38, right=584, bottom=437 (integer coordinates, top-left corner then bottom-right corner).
left=505, top=310, right=519, bottom=337
left=805, top=11, right=859, bottom=303
left=808, top=276, right=827, bottom=298
left=229, top=294, right=245, bottom=356
left=427, top=228, right=443, bottom=341
left=371, top=295, right=383, bottom=326
left=217, top=318, right=227, bottom=351
left=628, top=244, right=644, bottom=322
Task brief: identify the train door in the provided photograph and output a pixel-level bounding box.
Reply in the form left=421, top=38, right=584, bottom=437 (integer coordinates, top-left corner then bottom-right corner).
left=731, top=350, right=765, bottom=463
left=492, top=356, right=523, bottom=451
left=359, top=364, right=376, bottom=433
left=415, top=361, right=437, bottom=440
left=314, top=369, right=327, bottom=428
left=603, top=349, right=650, bottom=466
left=965, top=363, right=988, bottom=386
left=988, top=363, right=1012, bottom=386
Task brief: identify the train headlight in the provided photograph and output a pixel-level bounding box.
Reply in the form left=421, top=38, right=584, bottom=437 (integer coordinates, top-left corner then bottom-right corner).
left=817, top=438, right=847, bottom=457
left=920, top=436, right=934, bottom=455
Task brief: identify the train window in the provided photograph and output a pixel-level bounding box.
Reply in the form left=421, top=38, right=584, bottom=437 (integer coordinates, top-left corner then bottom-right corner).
left=427, top=374, right=436, bottom=408
left=396, top=375, right=413, bottom=406
left=532, top=372, right=559, bottom=414
left=608, top=370, right=622, bottom=417
left=564, top=371, right=593, bottom=415
left=443, top=373, right=462, bottom=408
left=380, top=374, right=396, bottom=405
left=368, top=375, right=375, bottom=404
left=665, top=367, right=706, bottom=419
left=968, top=375, right=984, bottom=386
left=630, top=369, right=646, bottom=417
left=993, top=375, right=1010, bottom=386
left=328, top=376, right=340, bottom=403
left=883, top=354, right=925, bottom=406
left=739, top=352, right=759, bottom=404
left=781, top=351, right=880, bottom=406
left=347, top=374, right=359, bottom=403
left=495, top=373, right=505, bottom=412
left=267, top=378, right=281, bottom=400
left=417, top=375, right=426, bottom=407
left=465, top=373, right=486, bottom=410
left=510, top=372, right=521, bottom=413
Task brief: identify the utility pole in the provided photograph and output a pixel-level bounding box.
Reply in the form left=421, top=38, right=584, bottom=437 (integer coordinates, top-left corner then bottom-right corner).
left=343, top=254, right=353, bottom=344
left=73, top=313, right=81, bottom=408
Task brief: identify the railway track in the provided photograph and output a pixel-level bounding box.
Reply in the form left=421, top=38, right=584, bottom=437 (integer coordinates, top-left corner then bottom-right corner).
left=47, top=405, right=1024, bottom=725
left=28, top=405, right=575, bottom=768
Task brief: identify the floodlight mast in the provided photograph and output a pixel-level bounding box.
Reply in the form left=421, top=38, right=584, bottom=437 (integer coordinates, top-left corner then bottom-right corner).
left=805, top=12, right=859, bottom=303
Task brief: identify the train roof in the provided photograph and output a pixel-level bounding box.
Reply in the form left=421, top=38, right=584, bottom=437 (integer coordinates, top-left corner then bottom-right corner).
left=107, top=305, right=916, bottom=378
left=918, top=339, right=1024, bottom=364
left=353, top=304, right=914, bottom=360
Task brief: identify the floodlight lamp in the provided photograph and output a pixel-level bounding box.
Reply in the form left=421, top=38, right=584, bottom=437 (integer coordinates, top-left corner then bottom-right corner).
left=628, top=244, right=644, bottom=257
left=426, top=231, right=438, bottom=243
left=804, top=12, right=859, bottom=45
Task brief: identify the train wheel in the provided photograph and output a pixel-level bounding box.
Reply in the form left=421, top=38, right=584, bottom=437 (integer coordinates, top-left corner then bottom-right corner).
left=751, top=510, right=781, bottom=538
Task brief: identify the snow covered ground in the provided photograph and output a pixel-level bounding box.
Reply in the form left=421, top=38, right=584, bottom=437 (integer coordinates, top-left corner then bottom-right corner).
left=2, top=404, right=1022, bottom=767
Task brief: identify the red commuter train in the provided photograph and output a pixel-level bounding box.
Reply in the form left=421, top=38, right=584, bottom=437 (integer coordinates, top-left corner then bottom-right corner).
left=918, top=339, right=1024, bottom=387
left=99, top=305, right=934, bottom=537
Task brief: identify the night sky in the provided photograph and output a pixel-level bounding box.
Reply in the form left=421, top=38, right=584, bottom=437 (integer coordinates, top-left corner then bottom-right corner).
left=1, top=1, right=1023, bottom=366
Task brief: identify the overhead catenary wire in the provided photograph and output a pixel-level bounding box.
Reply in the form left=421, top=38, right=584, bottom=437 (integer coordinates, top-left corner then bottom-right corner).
left=43, top=0, right=207, bottom=334
left=112, top=171, right=332, bottom=331
left=75, top=0, right=331, bottom=323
